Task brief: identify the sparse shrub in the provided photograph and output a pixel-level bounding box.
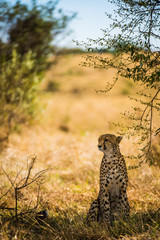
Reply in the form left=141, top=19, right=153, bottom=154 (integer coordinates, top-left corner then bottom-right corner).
left=46, top=80, right=60, bottom=92
left=121, top=87, right=130, bottom=96
left=58, top=47, right=86, bottom=55
left=59, top=125, right=70, bottom=132
left=121, top=79, right=134, bottom=95
left=150, top=136, right=160, bottom=166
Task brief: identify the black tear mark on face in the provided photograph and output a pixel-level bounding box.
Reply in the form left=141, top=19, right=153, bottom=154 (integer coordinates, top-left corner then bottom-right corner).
left=104, top=138, right=113, bottom=151
left=103, top=144, right=107, bottom=150
left=104, top=139, right=109, bottom=150
left=103, top=139, right=108, bottom=150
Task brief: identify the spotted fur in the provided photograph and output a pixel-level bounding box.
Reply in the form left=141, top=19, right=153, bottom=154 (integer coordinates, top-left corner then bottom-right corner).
left=87, top=134, right=130, bottom=224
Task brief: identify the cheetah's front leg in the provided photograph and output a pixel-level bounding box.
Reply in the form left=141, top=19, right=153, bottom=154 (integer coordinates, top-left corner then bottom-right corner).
left=87, top=198, right=99, bottom=223
left=99, top=192, right=110, bottom=224
left=120, top=190, right=130, bottom=218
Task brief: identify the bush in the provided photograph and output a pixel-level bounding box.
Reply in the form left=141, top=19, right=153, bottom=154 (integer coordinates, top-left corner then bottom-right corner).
left=0, top=49, right=42, bottom=142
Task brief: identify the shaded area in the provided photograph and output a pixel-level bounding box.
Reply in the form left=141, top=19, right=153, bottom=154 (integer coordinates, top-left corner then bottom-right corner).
left=1, top=209, right=160, bottom=240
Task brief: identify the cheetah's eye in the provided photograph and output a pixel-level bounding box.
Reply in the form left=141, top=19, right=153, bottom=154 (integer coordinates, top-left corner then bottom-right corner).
left=105, top=139, right=109, bottom=142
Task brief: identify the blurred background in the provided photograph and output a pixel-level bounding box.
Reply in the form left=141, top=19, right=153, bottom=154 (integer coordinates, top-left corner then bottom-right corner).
left=15, top=0, right=114, bottom=48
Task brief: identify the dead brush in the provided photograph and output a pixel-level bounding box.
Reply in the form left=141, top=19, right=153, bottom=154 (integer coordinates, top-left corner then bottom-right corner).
left=0, top=155, right=48, bottom=224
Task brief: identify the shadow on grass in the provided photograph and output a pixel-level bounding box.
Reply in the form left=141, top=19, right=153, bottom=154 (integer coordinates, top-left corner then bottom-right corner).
left=1, top=208, right=160, bottom=239
left=48, top=209, right=160, bottom=240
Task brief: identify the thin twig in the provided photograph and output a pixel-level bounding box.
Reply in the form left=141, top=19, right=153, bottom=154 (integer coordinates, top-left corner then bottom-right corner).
left=140, top=88, right=160, bottom=126
left=24, top=155, right=37, bottom=186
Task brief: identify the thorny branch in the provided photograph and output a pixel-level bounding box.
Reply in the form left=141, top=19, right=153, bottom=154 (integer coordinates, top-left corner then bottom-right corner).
left=128, top=88, right=160, bottom=169
left=140, top=88, right=160, bottom=126
left=148, top=1, right=156, bottom=48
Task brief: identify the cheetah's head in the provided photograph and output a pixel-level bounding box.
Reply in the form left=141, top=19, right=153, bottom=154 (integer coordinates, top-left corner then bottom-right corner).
left=98, top=134, right=122, bottom=155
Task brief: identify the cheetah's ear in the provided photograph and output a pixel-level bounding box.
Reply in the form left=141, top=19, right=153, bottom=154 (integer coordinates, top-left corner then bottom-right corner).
left=116, top=136, right=123, bottom=144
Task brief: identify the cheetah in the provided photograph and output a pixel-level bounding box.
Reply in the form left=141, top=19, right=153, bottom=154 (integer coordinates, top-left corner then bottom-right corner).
left=87, top=134, right=130, bottom=224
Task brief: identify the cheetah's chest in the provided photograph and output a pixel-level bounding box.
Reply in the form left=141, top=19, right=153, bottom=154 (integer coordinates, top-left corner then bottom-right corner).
left=106, top=169, right=122, bottom=200
left=101, top=163, right=126, bottom=201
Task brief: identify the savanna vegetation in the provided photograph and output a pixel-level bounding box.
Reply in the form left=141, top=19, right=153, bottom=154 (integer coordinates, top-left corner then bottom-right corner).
left=0, top=53, right=160, bottom=239
left=0, top=0, right=160, bottom=239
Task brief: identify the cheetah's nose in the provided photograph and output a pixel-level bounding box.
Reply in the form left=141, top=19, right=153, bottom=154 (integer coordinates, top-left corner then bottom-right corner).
left=98, top=145, right=102, bottom=148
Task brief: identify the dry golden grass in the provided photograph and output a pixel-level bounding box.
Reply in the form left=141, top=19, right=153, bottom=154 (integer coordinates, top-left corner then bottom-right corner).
left=0, top=53, right=160, bottom=239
